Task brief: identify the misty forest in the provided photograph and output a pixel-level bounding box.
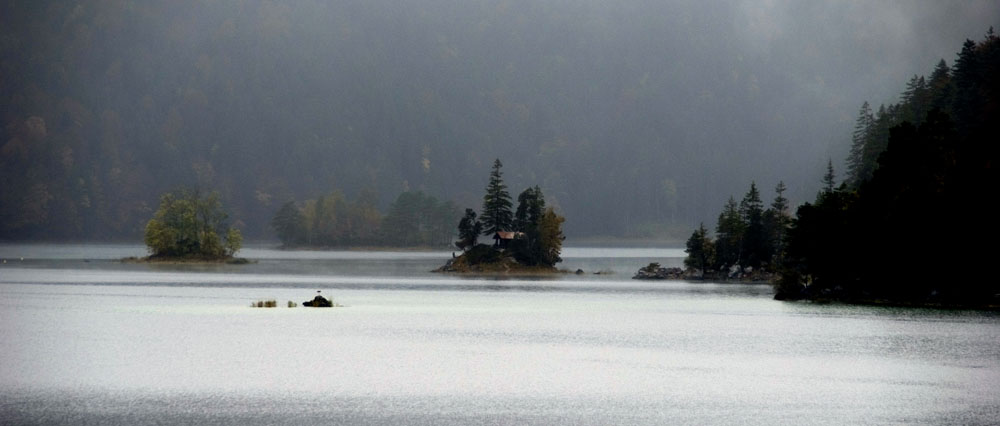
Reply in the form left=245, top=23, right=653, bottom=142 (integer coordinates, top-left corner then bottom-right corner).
left=7, top=0, right=995, bottom=243
left=4, top=2, right=1000, bottom=425
left=684, top=30, right=999, bottom=306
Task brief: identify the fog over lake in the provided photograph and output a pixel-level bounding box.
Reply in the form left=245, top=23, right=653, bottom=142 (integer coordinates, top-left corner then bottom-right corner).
left=3, top=1, right=999, bottom=240
left=2, top=245, right=998, bottom=425
left=3, top=0, right=1000, bottom=423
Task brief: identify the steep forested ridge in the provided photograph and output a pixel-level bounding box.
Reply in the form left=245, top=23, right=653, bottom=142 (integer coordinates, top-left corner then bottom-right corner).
left=1, top=1, right=988, bottom=240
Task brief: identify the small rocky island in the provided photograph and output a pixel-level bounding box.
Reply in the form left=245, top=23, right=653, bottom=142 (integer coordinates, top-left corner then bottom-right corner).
left=434, top=243, right=560, bottom=274
left=433, top=159, right=565, bottom=275
left=632, top=263, right=685, bottom=280
left=632, top=262, right=775, bottom=282
left=302, top=291, right=337, bottom=307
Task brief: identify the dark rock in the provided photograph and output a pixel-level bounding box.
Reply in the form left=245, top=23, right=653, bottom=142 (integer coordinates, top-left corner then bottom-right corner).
left=633, top=263, right=685, bottom=280
left=303, top=295, right=333, bottom=307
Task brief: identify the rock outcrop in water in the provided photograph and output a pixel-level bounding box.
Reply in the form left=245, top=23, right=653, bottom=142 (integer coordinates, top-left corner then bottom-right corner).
left=433, top=244, right=560, bottom=275
left=631, top=262, right=775, bottom=282
left=632, top=263, right=685, bottom=280
left=303, top=291, right=334, bottom=307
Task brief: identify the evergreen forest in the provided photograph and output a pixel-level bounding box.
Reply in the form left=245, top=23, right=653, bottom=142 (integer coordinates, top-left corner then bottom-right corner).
left=685, top=30, right=998, bottom=306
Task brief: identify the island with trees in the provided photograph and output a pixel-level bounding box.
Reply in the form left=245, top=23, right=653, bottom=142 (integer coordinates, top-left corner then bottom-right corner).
left=131, top=189, right=246, bottom=263
left=435, top=159, right=565, bottom=274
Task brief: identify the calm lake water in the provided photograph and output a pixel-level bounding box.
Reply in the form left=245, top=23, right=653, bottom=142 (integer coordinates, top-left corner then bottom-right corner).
left=1, top=243, right=998, bottom=425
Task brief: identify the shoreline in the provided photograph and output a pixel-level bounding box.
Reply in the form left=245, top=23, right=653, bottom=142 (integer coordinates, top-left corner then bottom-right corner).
left=272, top=245, right=449, bottom=252
left=432, top=262, right=564, bottom=276
left=121, top=256, right=254, bottom=265
left=774, top=291, right=1000, bottom=311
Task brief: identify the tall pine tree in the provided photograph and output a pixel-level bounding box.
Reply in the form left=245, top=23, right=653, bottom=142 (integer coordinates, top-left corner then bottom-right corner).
left=846, top=102, right=873, bottom=187
left=739, top=182, right=768, bottom=268
left=511, top=186, right=547, bottom=264
left=514, top=186, right=545, bottom=233
left=714, top=197, right=744, bottom=269
left=822, top=159, right=837, bottom=193
left=765, top=181, right=790, bottom=265
left=927, top=59, right=953, bottom=112
left=684, top=222, right=714, bottom=275
left=481, top=159, right=513, bottom=235
left=455, top=208, right=482, bottom=251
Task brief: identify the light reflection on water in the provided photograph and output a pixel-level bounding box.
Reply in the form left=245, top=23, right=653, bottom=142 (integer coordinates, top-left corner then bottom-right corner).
left=1, top=245, right=999, bottom=425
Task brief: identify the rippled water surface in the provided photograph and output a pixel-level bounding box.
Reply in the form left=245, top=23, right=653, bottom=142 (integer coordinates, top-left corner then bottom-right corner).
left=1, top=244, right=998, bottom=425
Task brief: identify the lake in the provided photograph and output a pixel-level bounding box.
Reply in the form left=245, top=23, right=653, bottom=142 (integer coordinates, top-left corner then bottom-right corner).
left=1, top=243, right=998, bottom=425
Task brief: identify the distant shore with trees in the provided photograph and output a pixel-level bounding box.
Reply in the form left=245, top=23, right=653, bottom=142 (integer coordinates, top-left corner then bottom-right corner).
left=270, top=189, right=459, bottom=250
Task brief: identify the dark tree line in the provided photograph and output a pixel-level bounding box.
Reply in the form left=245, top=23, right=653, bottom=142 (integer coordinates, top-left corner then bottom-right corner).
left=271, top=189, right=458, bottom=248
left=684, top=181, right=790, bottom=276
left=777, top=30, right=999, bottom=305
left=844, top=28, right=997, bottom=188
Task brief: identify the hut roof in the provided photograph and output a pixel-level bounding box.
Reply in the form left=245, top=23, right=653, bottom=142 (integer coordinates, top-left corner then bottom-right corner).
left=494, top=231, right=523, bottom=240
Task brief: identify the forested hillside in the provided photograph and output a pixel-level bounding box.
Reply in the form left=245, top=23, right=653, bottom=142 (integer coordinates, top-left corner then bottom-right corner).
left=1, top=1, right=991, bottom=241
left=776, top=31, right=999, bottom=305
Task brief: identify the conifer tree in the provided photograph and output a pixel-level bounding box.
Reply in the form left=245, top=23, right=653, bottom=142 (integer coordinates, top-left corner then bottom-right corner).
left=455, top=208, right=482, bottom=251
left=927, top=59, right=953, bottom=112
left=511, top=186, right=546, bottom=264
left=684, top=222, right=714, bottom=275
left=514, top=186, right=545, bottom=233
left=901, top=74, right=930, bottom=124
left=481, top=159, right=514, bottom=235
left=714, top=197, right=744, bottom=269
left=770, top=181, right=789, bottom=215
left=740, top=182, right=768, bottom=268
left=536, top=207, right=565, bottom=267
left=822, top=159, right=836, bottom=193
left=846, top=102, right=873, bottom=186
left=764, top=181, right=790, bottom=266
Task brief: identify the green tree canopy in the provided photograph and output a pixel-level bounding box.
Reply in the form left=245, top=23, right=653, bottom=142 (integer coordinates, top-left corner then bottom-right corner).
left=144, top=189, right=242, bottom=258
left=271, top=200, right=307, bottom=247
left=536, top=207, right=565, bottom=267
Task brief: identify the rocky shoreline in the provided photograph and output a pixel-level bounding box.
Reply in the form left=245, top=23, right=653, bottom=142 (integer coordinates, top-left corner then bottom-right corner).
left=433, top=255, right=560, bottom=275
left=121, top=255, right=253, bottom=264
left=631, top=262, right=775, bottom=283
